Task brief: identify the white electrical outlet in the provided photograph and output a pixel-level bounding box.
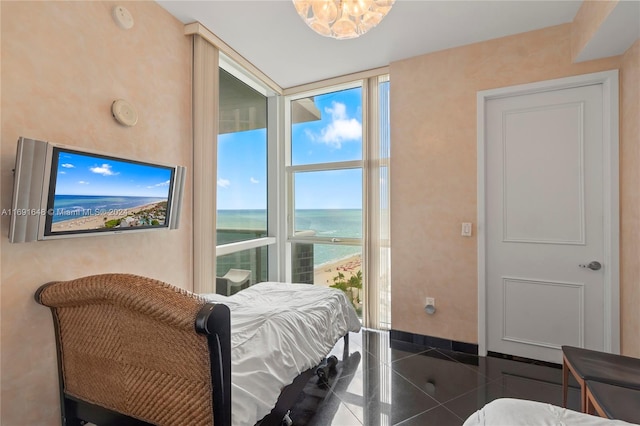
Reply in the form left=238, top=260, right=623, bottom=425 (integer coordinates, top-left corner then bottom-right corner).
left=424, top=297, right=436, bottom=314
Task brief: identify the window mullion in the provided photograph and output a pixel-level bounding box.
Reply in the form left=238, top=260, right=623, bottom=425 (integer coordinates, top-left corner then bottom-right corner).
left=287, top=160, right=362, bottom=173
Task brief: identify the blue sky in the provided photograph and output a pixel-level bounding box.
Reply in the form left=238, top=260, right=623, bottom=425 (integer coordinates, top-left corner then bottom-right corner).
left=217, top=87, right=363, bottom=210
left=54, top=151, right=173, bottom=198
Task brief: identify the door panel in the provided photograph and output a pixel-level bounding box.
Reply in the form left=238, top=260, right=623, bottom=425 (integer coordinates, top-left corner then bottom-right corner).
left=502, top=277, right=583, bottom=349
left=502, top=103, right=585, bottom=244
left=486, top=83, right=604, bottom=363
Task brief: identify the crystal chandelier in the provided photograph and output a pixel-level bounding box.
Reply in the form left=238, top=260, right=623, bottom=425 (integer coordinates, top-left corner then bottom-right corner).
left=293, top=0, right=395, bottom=40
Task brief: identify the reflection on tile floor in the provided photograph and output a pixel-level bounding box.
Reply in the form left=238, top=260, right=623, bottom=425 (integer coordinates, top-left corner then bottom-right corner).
left=289, top=329, right=582, bottom=426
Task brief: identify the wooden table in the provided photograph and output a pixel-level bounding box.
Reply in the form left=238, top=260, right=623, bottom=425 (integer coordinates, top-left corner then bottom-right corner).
left=562, top=345, right=640, bottom=412
left=585, top=380, right=640, bottom=424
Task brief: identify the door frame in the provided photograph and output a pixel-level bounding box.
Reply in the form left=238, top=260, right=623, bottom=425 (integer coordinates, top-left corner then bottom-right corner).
left=477, top=70, right=620, bottom=358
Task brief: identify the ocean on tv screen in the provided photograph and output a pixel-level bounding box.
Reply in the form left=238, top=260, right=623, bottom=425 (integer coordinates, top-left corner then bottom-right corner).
left=50, top=195, right=168, bottom=232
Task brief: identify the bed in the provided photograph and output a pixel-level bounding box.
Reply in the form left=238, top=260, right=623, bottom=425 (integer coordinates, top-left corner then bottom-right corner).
left=35, top=274, right=361, bottom=426
left=202, top=282, right=361, bottom=425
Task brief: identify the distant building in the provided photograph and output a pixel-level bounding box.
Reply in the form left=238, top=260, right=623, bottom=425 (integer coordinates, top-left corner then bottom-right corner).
left=120, top=217, right=136, bottom=228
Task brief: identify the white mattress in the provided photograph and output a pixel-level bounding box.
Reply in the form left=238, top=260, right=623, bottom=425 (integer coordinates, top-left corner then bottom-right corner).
left=463, top=398, right=638, bottom=426
left=203, top=282, right=361, bottom=426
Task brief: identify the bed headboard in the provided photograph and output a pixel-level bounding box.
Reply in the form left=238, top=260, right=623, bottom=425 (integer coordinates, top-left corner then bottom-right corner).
left=35, top=273, right=231, bottom=426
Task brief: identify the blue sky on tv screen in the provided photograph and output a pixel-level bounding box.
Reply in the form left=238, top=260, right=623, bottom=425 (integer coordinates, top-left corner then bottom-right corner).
left=54, top=151, right=172, bottom=198
left=217, top=86, right=365, bottom=210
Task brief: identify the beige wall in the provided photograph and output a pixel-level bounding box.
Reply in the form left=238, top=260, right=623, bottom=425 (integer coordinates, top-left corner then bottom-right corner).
left=389, top=23, right=639, bottom=351
left=620, top=39, right=640, bottom=357
left=0, top=1, right=637, bottom=424
left=0, top=1, right=192, bottom=424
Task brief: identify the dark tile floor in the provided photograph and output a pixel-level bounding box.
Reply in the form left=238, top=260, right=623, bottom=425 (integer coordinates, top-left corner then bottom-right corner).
left=289, top=329, right=582, bottom=426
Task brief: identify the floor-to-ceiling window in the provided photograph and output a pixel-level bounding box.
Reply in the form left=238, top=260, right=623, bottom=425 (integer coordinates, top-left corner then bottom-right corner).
left=215, top=59, right=277, bottom=295
left=194, top=40, right=390, bottom=317
left=288, top=85, right=364, bottom=319
left=286, top=77, right=390, bottom=326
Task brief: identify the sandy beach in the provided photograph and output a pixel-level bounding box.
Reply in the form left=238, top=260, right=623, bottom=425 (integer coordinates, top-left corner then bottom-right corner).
left=50, top=202, right=165, bottom=232
left=314, top=254, right=362, bottom=287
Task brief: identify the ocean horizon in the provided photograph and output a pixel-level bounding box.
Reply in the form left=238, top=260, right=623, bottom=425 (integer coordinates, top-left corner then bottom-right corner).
left=218, top=208, right=362, bottom=267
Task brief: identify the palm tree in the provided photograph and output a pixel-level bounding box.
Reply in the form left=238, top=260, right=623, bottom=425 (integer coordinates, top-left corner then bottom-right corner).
left=330, top=270, right=362, bottom=311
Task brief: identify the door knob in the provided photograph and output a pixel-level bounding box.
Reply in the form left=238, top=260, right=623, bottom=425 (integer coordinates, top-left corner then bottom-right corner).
left=579, top=261, right=602, bottom=271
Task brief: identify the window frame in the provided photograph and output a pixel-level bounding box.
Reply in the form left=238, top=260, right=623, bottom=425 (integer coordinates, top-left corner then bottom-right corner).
left=283, top=80, right=365, bottom=282
left=282, top=74, right=391, bottom=329
left=216, top=54, right=280, bottom=281
left=189, top=24, right=390, bottom=300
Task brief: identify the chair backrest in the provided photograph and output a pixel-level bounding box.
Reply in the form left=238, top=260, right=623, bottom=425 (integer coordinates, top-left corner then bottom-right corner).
left=36, top=273, right=215, bottom=426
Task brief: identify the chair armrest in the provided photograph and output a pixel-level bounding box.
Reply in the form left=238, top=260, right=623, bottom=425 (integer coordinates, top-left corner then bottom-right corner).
left=196, top=303, right=232, bottom=426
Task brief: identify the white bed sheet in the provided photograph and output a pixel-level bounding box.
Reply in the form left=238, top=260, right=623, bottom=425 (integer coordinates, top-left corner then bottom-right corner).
left=203, top=282, right=361, bottom=426
left=463, top=398, right=638, bottom=426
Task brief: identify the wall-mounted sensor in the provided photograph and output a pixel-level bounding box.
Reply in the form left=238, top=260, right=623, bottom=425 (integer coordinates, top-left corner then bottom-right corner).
left=112, top=5, right=134, bottom=30
left=111, top=99, right=138, bottom=127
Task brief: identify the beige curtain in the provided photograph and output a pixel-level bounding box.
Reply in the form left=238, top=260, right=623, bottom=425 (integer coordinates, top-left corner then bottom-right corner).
left=192, top=35, right=219, bottom=294
left=363, top=76, right=391, bottom=329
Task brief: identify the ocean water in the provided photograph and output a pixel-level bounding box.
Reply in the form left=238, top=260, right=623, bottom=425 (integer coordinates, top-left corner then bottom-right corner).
left=51, top=195, right=167, bottom=223
left=217, top=209, right=362, bottom=267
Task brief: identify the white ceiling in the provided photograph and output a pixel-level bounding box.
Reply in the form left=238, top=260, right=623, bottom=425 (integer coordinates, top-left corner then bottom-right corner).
left=157, top=0, right=585, bottom=89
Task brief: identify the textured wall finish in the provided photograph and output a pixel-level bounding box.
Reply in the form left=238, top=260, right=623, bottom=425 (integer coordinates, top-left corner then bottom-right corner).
left=0, top=2, right=192, bottom=424
left=389, top=23, right=627, bottom=346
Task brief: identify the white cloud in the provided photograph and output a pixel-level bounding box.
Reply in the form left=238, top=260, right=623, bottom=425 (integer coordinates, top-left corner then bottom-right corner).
left=308, top=102, right=362, bottom=149
left=90, top=164, right=118, bottom=176
left=218, top=178, right=231, bottom=188
left=59, top=171, right=66, bottom=175
left=61, top=163, right=75, bottom=168
left=250, top=177, right=259, bottom=184
left=146, top=180, right=170, bottom=189
left=78, top=181, right=89, bottom=185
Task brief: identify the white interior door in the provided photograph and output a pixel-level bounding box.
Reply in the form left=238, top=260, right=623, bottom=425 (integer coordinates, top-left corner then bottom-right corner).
left=480, top=73, right=619, bottom=364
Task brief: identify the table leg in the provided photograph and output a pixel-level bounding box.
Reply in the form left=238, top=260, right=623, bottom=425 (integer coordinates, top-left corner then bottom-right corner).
left=562, top=356, right=569, bottom=408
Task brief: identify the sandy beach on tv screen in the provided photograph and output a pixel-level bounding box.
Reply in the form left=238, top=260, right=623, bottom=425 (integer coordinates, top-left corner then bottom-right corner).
left=50, top=202, right=164, bottom=232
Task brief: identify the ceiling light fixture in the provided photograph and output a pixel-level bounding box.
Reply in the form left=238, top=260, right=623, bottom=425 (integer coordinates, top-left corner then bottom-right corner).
left=293, top=0, right=395, bottom=40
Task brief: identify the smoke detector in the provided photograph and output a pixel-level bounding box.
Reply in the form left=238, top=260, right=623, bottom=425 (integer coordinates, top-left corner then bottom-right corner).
left=111, top=99, right=138, bottom=127
left=112, top=5, right=134, bottom=30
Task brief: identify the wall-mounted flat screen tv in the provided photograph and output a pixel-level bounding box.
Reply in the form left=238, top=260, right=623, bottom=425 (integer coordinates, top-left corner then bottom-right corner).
left=8, top=137, right=186, bottom=243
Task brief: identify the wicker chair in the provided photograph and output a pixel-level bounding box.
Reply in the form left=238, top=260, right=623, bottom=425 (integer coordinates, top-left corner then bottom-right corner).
left=35, top=274, right=231, bottom=426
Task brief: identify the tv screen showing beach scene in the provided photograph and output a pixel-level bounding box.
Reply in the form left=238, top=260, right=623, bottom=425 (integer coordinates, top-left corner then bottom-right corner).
left=44, top=147, right=176, bottom=236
